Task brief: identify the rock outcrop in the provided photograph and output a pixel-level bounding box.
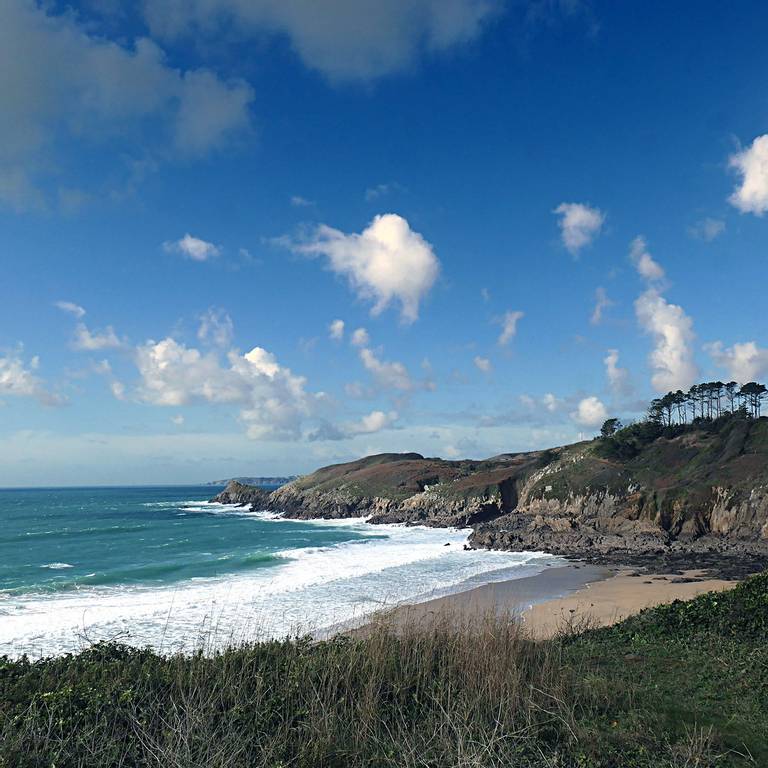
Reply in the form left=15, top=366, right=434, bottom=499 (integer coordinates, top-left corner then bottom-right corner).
left=210, top=416, right=768, bottom=575
left=210, top=480, right=271, bottom=508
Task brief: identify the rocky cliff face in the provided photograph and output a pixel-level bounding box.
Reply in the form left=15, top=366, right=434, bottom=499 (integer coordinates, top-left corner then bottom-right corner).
left=211, top=416, right=768, bottom=572
left=210, top=480, right=271, bottom=508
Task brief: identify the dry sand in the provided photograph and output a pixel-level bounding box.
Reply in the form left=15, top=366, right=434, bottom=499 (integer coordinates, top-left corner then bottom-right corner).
left=364, top=563, right=737, bottom=639
left=521, top=568, right=735, bottom=638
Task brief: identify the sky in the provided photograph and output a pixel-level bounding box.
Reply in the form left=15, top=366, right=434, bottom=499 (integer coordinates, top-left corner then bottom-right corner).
left=2, top=0, right=768, bottom=486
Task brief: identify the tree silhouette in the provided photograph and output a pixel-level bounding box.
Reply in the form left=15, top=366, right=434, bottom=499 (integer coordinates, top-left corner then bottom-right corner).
left=600, top=418, right=622, bottom=437
left=634, top=380, right=767, bottom=429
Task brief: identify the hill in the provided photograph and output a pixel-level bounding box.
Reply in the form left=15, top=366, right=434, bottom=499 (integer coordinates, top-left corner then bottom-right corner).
left=220, top=414, right=768, bottom=576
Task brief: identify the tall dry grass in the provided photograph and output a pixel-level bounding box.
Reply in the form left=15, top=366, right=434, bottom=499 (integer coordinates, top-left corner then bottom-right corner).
left=126, top=612, right=588, bottom=768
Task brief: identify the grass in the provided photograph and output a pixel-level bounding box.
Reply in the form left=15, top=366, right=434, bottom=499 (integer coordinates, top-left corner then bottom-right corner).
left=1, top=572, right=767, bottom=767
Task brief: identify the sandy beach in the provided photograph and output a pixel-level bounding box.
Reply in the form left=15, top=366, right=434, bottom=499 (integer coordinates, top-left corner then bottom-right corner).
left=370, top=562, right=737, bottom=638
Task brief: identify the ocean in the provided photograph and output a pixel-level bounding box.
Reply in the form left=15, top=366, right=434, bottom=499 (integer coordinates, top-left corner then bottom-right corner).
left=0, top=485, right=560, bottom=657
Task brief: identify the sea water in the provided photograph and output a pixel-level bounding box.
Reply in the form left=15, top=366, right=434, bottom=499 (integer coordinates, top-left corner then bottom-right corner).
left=0, top=485, right=560, bottom=657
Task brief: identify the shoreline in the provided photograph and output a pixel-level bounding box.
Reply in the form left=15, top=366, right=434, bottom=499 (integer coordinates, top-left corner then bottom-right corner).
left=361, top=561, right=738, bottom=639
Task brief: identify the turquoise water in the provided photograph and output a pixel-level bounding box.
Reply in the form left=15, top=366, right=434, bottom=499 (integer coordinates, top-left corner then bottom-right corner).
left=0, top=486, right=558, bottom=657
left=0, top=485, right=372, bottom=595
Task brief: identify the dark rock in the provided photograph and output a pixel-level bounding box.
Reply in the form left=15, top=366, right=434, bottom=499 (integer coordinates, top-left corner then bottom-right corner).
left=210, top=480, right=271, bottom=508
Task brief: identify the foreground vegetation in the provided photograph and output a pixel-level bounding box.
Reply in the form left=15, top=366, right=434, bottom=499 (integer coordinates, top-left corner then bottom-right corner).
left=2, top=573, right=767, bottom=768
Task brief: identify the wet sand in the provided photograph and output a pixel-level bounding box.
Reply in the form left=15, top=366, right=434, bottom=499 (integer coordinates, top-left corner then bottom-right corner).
left=363, top=563, right=736, bottom=639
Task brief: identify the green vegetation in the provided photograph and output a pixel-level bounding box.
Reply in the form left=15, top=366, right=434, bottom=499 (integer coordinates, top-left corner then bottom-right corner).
left=2, top=573, right=767, bottom=767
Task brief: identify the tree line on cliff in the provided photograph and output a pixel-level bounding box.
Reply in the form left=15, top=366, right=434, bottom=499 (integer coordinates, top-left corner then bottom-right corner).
left=600, top=379, right=768, bottom=439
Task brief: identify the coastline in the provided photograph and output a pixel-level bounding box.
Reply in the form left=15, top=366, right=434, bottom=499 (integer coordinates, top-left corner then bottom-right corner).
left=362, top=561, right=738, bottom=639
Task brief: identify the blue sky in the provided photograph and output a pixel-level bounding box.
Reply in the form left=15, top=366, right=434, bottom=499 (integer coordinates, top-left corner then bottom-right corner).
left=2, top=0, right=768, bottom=485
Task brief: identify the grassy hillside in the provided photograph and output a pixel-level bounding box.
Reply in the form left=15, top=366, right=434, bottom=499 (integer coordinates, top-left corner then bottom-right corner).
left=267, top=415, right=768, bottom=558
left=2, top=572, right=767, bottom=767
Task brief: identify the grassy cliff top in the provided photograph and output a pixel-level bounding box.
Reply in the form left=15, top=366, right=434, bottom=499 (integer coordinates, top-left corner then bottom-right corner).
left=282, top=414, right=768, bottom=507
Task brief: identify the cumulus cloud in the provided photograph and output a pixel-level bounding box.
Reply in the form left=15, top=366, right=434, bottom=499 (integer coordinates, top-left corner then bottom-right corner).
left=55, top=301, right=86, bottom=319
left=291, top=214, right=440, bottom=323
left=0, top=2, right=253, bottom=209
left=308, top=408, right=397, bottom=441
left=729, top=135, right=768, bottom=216
left=518, top=392, right=562, bottom=414
left=72, top=323, right=124, bottom=351
left=604, top=348, right=631, bottom=395
left=629, top=236, right=665, bottom=283
left=346, top=409, right=398, bottom=435
left=571, top=396, right=608, bottom=428
left=635, top=289, right=698, bottom=393
left=689, top=217, right=725, bottom=242
left=0, top=350, right=63, bottom=405
left=474, top=355, right=492, bottom=373
left=328, top=319, right=345, bottom=341
left=497, top=310, right=524, bottom=346
left=590, top=287, right=613, bottom=326
left=351, top=327, right=370, bottom=347
left=164, top=234, right=222, bottom=261
left=541, top=393, right=562, bottom=412
left=143, top=0, right=497, bottom=82
left=705, top=341, right=768, bottom=384
left=631, top=237, right=698, bottom=393
left=554, top=202, right=605, bottom=256
left=198, top=308, right=234, bottom=347
left=133, top=337, right=317, bottom=440
left=359, top=346, right=414, bottom=391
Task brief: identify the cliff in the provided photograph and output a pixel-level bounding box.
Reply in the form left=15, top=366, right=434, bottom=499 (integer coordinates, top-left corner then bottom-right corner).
left=210, top=480, right=272, bottom=507
left=212, top=415, right=768, bottom=573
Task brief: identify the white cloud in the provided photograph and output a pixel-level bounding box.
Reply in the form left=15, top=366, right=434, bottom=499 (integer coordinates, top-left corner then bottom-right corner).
left=143, top=0, right=497, bottom=82
left=604, top=348, right=630, bottom=395
left=705, top=341, right=768, bottom=384
left=473, top=355, right=492, bottom=372
left=133, top=337, right=316, bottom=440
left=171, top=414, right=185, bottom=426
left=541, top=393, right=561, bottom=412
left=630, top=236, right=665, bottom=283
left=0, top=350, right=62, bottom=405
left=729, top=134, right=768, bottom=216
left=164, top=234, right=222, bottom=261
left=0, top=3, right=253, bottom=209
left=571, top=396, right=608, bottom=428
left=55, top=301, right=86, bottom=319
left=554, top=202, right=605, bottom=256
left=328, top=319, right=345, bottom=341
left=346, top=409, right=398, bottom=435
left=111, top=380, right=127, bottom=400
left=359, top=347, right=414, bottom=391
left=198, top=308, right=234, bottom=348
left=590, top=286, right=613, bottom=326
left=72, top=323, right=124, bottom=351
left=292, top=213, right=440, bottom=323
left=291, top=195, right=314, bottom=207
left=635, top=289, right=698, bottom=393
left=351, top=327, right=370, bottom=347
left=497, top=310, right=524, bottom=346
left=689, top=217, right=725, bottom=242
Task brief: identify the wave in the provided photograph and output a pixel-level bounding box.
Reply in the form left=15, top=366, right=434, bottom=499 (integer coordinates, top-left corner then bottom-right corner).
left=39, top=562, right=74, bottom=570
left=1, top=514, right=562, bottom=659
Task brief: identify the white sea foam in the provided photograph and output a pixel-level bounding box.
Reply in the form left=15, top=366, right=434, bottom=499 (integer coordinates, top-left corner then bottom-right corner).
left=2, top=507, right=562, bottom=658
left=39, top=562, right=74, bottom=569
